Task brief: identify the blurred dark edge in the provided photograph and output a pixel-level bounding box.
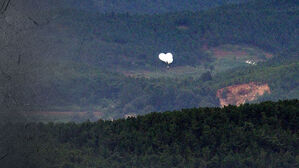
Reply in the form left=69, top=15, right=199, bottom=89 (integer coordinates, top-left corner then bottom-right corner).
left=0, top=0, right=38, bottom=167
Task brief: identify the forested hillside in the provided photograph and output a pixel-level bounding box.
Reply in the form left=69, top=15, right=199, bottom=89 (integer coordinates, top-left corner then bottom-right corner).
left=29, top=0, right=298, bottom=68
left=2, top=100, right=298, bottom=167
left=2, top=0, right=297, bottom=68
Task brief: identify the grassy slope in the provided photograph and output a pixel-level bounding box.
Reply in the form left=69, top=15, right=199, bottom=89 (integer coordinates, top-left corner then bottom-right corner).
left=28, top=52, right=299, bottom=120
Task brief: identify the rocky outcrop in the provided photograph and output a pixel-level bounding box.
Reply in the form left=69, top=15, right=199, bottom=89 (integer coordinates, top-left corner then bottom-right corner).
left=125, top=113, right=137, bottom=119
left=217, top=82, right=270, bottom=107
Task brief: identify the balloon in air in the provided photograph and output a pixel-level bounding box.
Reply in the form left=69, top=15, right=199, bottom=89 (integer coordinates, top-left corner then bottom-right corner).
left=158, top=53, right=173, bottom=64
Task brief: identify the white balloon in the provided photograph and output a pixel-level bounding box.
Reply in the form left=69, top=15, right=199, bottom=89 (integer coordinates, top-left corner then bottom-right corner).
left=165, top=53, right=173, bottom=64
left=159, top=52, right=173, bottom=64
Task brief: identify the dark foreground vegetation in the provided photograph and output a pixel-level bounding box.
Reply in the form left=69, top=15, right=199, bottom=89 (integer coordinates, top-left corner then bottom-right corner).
left=1, top=100, right=298, bottom=168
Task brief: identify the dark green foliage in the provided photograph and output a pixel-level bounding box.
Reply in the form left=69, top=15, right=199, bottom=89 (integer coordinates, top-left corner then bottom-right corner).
left=8, top=100, right=298, bottom=168
left=37, top=0, right=298, bottom=68
left=200, top=71, right=212, bottom=81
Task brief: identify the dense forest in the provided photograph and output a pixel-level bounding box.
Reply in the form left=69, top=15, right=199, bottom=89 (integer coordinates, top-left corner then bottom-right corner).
left=1, top=100, right=298, bottom=167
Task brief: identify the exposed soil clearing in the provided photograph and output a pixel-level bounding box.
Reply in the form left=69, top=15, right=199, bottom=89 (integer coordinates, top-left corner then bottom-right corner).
left=217, top=82, right=271, bottom=107
left=209, top=44, right=273, bottom=61
left=212, top=49, right=247, bottom=59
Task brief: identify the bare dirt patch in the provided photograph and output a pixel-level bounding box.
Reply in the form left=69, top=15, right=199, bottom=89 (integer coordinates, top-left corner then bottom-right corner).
left=217, top=82, right=271, bottom=107
left=209, top=44, right=273, bottom=61
left=176, top=25, right=189, bottom=30
left=264, top=53, right=274, bottom=59
left=211, top=49, right=247, bottom=59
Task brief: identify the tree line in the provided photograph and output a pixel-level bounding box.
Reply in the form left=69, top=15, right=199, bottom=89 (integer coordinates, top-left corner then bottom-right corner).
left=1, top=100, right=298, bottom=168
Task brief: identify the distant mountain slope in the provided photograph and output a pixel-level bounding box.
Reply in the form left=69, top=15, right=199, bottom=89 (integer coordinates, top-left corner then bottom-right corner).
left=82, top=0, right=250, bottom=14
left=1, top=0, right=298, bottom=120
left=7, top=0, right=249, bottom=13
left=1, top=0, right=297, bottom=70
left=46, top=0, right=298, bottom=69
left=0, top=0, right=250, bottom=13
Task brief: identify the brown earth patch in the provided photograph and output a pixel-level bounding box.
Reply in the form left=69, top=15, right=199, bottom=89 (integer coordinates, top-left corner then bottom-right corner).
left=212, top=49, right=247, bottom=59
left=177, top=25, right=189, bottom=30
left=209, top=45, right=273, bottom=61
left=217, top=82, right=271, bottom=107
left=264, top=53, right=274, bottom=58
